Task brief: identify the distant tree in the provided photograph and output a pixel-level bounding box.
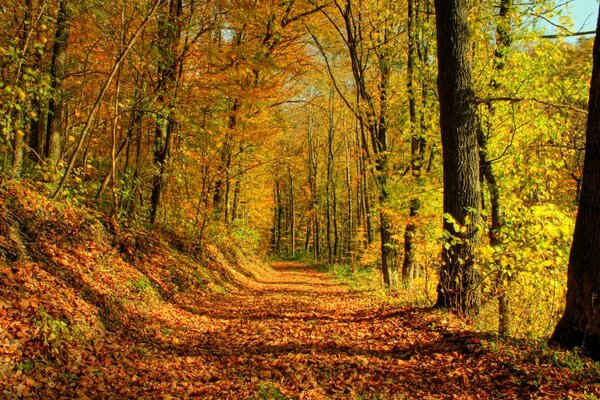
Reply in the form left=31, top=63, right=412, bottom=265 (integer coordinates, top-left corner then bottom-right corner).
left=551, top=7, right=600, bottom=361
left=433, top=0, right=482, bottom=316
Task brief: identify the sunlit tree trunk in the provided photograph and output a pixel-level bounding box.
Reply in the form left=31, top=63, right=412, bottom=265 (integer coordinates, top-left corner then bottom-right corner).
left=272, top=179, right=283, bottom=254
left=326, top=89, right=335, bottom=264
left=551, top=8, right=600, bottom=361
left=434, top=0, right=482, bottom=317
left=402, top=0, right=427, bottom=284
left=288, top=166, right=296, bottom=256
left=307, top=115, right=319, bottom=259
left=492, top=0, right=512, bottom=336
left=344, top=123, right=354, bottom=261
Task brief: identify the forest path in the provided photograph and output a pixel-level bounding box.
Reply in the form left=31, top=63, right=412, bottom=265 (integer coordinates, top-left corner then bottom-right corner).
left=116, top=261, right=543, bottom=399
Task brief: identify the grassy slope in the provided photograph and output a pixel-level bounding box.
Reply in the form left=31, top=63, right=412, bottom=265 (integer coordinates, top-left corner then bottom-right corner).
left=0, top=181, right=270, bottom=398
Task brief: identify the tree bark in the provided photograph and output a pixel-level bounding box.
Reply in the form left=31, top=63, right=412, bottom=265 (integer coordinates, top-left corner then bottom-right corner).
left=344, top=124, right=354, bottom=261
left=46, top=0, right=72, bottom=169
left=326, top=90, right=335, bottom=264
left=403, top=0, right=426, bottom=284
left=150, top=0, right=183, bottom=225
left=434, top=0, right=482, bottom=317
left=288, top=167, right=296, bottom=256
left=480, top=0, right=511, bottom=335
left=551, top=7, right=600, bottom=361
left=402, top=198, right=420, bottom=282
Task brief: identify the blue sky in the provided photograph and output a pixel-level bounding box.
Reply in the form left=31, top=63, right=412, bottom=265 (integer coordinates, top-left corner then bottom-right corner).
left=570, top=0, right=598, bottom=33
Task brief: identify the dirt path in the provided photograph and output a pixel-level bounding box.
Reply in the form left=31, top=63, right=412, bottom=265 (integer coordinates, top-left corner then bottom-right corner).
left=104, top=261, right=594, bottom=399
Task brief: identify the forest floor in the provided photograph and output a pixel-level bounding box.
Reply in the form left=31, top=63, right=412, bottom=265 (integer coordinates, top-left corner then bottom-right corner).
left=3, top=252, right=600, bottom=399
left=112, top=260, right=599, bottom=400
left=1, top=185, right=599, bottom=399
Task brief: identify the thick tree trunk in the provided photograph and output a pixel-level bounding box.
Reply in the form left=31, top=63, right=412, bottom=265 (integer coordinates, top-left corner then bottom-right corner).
left=434, top=0, right=482, bottom=317
left=551, top=9, right=600, bottom=361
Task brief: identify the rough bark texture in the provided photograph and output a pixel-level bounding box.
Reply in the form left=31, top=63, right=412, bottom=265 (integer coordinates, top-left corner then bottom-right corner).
left=551, top=9, right=600, bottom=361
left=434, top=0, right=482, bottom=317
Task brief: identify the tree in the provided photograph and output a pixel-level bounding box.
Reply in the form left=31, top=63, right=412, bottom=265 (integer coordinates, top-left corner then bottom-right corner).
left=434, top=0, right=482, bottom=316
left=551, top=7, right=600, bottom=361
left=310, top=0, right=402, bottom=286
left=149, top=0, right=183, bottom=224
left=46, top=0, right=72, bottom=170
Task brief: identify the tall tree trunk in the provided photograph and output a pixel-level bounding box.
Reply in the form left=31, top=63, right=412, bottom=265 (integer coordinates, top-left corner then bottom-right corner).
left=120, top=89, right=144, bottom=216
left=150, top=0, right=183, bottom=224
left=288, top=167, right=296, bottom=256
left=402, top=198, right=420, bottom=282
left=275, top=180, right=283, bottom=254
left=344, top=124, right=354, bottom=261
left=551, top=7, right=600, bottom=361
left=402, top=0, right=426, bottom=284
left=26, top=0, right=46, bottom=161
left=11, top=0, right=35, bottom=177
left=307, top=115, right=319, bottom=259
left=213, top=101, right=237, bottom=221
left=376, top=40, right=398, bottom=288
left=46, top=0, right=72, bottom=169
left=478, top=0, right=512, bottom=335
left=231, top=176, right=241, bottom=223
left=434, top=0, right=482, bottom=317
left=326, top=90, right=335, bottom=264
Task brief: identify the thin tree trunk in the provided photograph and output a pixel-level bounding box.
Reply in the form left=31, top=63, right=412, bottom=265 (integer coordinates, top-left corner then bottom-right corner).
left=26, top=0, right=45, bottom=161
left=402, top=198, right=420, bottom=283
left=480, top=0, right=511, bottom=335
left=288, top=166, right=295, bottom=256
left=326, top=90, right=335, bottom=264
left=51, top=0, right=163, bottom=200
left=46, top=0, right=72, bottom=169
left=344, top=124, right=354, bottom=261
left=403, top=0, right=426, bottom=284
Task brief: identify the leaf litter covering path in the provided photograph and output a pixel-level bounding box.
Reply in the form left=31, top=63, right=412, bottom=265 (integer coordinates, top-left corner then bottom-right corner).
left=83, top=261, right=595, bottom=400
